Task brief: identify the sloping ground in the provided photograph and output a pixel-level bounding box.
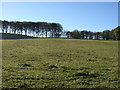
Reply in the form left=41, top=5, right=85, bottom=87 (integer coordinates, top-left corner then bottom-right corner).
left=2, top=39, right=119, bottom=88
left=0, top=33, right=37, bottom=39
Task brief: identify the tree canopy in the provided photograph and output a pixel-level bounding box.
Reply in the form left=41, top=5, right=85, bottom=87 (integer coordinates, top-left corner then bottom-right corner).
left=1, top=20, right=63, bottom=38
left=1, top=20, right=120, bottom=40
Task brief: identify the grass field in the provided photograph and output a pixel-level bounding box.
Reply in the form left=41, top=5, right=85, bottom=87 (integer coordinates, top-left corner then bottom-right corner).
left=2, top=39, right=119, bottom=88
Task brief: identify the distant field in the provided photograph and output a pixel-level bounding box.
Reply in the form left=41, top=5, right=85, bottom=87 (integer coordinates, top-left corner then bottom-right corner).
left=0, top=33, right=37, bottom=39
left=2, top=39, right=119, bottom=88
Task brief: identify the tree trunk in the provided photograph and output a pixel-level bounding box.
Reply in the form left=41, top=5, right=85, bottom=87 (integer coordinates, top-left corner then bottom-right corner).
left=2, top=29, right=4, bottom=33
left=46, top=30, right=47, bottom=38
left=21, top=30, right=22, bottom=35
left=5, top=29, right=7, bottom=33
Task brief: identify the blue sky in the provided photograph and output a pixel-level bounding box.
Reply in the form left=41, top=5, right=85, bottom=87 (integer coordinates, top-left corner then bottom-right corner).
left=1, top=2, right=118, bottom=32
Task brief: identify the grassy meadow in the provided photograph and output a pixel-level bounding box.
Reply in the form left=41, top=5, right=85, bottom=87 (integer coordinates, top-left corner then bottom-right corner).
left=2, top=39, right=119, bottom=88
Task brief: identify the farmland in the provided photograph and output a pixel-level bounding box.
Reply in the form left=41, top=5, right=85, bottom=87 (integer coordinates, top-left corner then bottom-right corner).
left=2, top=39, right=119, bottom=88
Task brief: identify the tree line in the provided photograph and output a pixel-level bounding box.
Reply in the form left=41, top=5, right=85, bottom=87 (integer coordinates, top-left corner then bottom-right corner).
left=66, top=26, right=120, bottom=40
left=0, top=20, right=63, bottom=38
left=0, top=20, right=120, bottom=40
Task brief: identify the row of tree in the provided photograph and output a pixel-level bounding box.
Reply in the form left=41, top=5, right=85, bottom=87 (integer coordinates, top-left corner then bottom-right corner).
left=0, top=20, right=63, bottom=38
left=0, top=20, right=120, bottom=40
left=66, top=26, right=120, bottom=40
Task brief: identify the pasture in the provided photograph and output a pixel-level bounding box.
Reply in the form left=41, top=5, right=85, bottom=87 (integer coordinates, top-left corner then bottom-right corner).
left=2, top=39, right=119, bottom=88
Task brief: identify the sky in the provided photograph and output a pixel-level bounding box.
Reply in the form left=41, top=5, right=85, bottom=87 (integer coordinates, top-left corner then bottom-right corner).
left=1, top=2, right=118, bottom=32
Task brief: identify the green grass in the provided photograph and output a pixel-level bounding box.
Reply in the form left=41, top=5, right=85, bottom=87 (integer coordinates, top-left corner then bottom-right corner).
left=2, top=38, right=119, bottom=88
